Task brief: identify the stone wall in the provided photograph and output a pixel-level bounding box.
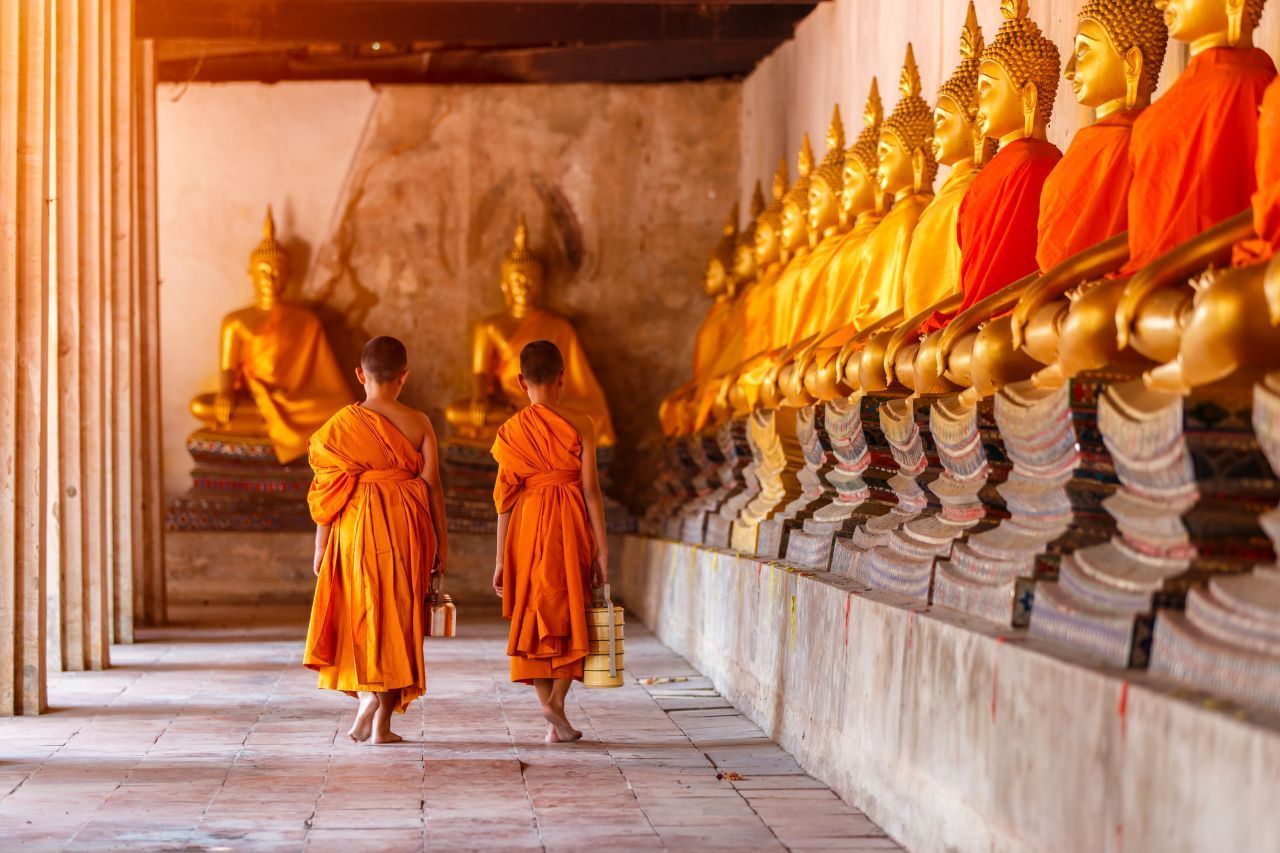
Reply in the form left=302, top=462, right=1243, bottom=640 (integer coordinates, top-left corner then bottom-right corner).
left=158, top=81, right=742, bottom=511
left=739, top=0, right=1280, bottom=210
left=618, top=536, right=1280, bottom=853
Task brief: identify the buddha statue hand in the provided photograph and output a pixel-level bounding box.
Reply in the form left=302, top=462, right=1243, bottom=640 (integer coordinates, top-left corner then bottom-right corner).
left=214, top=391, right=236, bottom=425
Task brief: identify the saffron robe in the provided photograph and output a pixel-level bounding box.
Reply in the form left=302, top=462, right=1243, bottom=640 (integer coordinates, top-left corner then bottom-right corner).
left=1037, top=111, right=1138, bottom=273
left=1122, top=47, right=1276, bottom=275
left=767, top=247, right=815, bottom=350
left=1237, top=76, right=1280, bottom=264
left=238, top=305, right=353, bottom=463
left=492, top=405, right=596, bottom=684
left=488, top=308, right=617, bottom=445
left=304, top=404, right=437, bottom=713
left=777, top=232, right=847, bottom=345
left=846, top=193, right=933, bottom=330
left=955, top=138, right=1062, bottom=315
left=903, top=161, right=978, bottom=321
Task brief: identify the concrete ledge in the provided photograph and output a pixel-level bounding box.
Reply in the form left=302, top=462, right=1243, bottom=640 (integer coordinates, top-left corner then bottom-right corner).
left=617, top=535, right=1280, bottom=853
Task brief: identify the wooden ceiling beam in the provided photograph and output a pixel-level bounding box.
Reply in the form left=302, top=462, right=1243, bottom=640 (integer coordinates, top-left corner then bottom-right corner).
left=137, top=0, right=813, bottom=45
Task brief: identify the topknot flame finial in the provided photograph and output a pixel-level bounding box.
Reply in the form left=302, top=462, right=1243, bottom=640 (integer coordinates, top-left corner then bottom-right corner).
left=864, top=78, right=883, bottom=130
left=771, top=157, right=789, bottom=201
left=249, top=205, right=290, bottom=274
left=723, top=202, right=740, bottom=237
left=749, top=180, right=766, bottom=219
left=960, top=1, right=983, bottom=60
left=1001, top=0, right=1030, bottom=21
left=797, top=134, right=815, bottom=178
left=900, top=43, right=922, bottom=99
left=502, top=214, right=542, bottom=279
left=826, top=104, right=846, bottom=152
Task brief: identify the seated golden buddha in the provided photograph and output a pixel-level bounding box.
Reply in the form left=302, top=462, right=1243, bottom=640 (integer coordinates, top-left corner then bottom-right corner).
left=445, top=217, right=616, bottom=446
left=190, top=208, right=352, bottom=464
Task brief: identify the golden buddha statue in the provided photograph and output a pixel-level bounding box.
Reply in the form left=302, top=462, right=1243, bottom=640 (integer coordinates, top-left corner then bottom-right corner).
left=189, top=208, right=352, bottom=464
left=445, top=217, right=616, bottom=445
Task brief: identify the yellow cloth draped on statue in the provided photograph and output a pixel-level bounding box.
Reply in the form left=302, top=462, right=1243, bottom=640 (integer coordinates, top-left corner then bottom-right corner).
left=903, top=161, right=977, bottom=319
left=845, top=192, right=933, bottom=330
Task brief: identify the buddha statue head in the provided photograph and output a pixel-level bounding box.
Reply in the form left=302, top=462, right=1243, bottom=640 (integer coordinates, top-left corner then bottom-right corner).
left=500, top=216, right=545, bottom=315
left=1155, top=0, right=1266, bottom=51
left=1067, top=0, right=1168, bottom=117
left=842, top=79, right=885, bottom=225
left=808, top=106, right=847, bottom=241
left=754, top=158, right=789, bottom=270
left=705, top=203, right=739, bottom=300
left=734, top=181, right=766, bottom=289
left=780, top=135, right=816, bottom=260
left=978, top=0, right=1062, bottom=145
left=934, top=2, right=985, bottom=168
left=880, top=44, right=938, bottom=198
left=249, top=207, right=290, bottom=307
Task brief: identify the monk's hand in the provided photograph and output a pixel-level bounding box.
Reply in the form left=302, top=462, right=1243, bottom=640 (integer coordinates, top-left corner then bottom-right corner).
left=591, top=555, right=609, bottom=589
left=435, top=547, right=448, bottom=575
left=312, top=549, right=323, bottom=577
left=492, top=564, right=503, bottom=598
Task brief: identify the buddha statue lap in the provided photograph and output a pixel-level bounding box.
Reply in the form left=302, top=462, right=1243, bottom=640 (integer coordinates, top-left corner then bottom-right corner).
left=169, top=209, right=352, bottom=532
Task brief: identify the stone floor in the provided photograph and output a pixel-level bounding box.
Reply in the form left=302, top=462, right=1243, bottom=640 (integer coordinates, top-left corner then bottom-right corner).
left=0, top=605, right=901, bottom=852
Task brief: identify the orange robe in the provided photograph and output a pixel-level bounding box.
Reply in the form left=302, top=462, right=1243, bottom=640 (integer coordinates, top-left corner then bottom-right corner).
left=955, top=138, right=1062, bottom=315
left=1122, top=47, right=1276, bottom=276
left=493, top=404, right=595, bottom=684
left=779, top=233, right=846, bottom=344
left=904, top=161, right=978, bottom=321
left=846, top=192, right=933, bottom=330
left=240, top=305, right=353, bottom=463
left=304, top=404, right=436, bottom=713
left=1236, top=76, right=1280, bottom=264
left=490, top=308, right=617, bottom=445
left=1037, top=111, right=1138, bottom=273
left=767, top=248, right=814, bottom=350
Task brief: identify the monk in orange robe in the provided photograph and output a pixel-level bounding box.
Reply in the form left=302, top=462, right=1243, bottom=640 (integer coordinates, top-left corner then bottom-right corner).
left=304, top=336, right=448, bottom=745
left=1121, top=46, right=1276, bottom=275
left=492, top=340, right=609, bottom=744
left=1037, top=111, right=1138, bottom=272
left=1236, top=75, right=1280, bottom=264
left=954, top=137, right=1062, bottom=315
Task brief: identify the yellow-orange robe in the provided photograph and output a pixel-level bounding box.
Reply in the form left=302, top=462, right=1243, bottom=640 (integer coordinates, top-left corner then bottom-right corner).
left=776, top=233, right=846, bottom=346
left=802, top=213, right=884, bottom=372
left=845, top=192, right=933, bottom=330
left=659, top=295, right=737, bottom=437
left=904, top=161, right=978, bottom=321
left=1236, top=76, right=1280, bottom=264
left=767, top=248, right=815, bottom=350
left=1122, top=47, right=1276, bottom=276
left=490, top=308, right=617, bottom=445
left=304, top=404, right=436, bottom=713
left=493, top=404, right=595, bottom=684
left=1037, top=110, right=1138, bottom=273
left=239, top=305, right=353, bottom=463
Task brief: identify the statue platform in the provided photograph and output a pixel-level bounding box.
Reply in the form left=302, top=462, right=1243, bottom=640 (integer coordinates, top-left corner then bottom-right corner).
left=166, top=430, right=313, bottom=532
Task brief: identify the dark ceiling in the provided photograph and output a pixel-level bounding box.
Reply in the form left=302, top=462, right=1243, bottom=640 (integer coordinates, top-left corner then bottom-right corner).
left=137, top=0, right=823, bottom=84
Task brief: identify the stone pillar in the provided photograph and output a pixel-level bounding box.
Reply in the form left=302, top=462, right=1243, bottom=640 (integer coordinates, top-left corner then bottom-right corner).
left=0, top=0, right=52, bottom=715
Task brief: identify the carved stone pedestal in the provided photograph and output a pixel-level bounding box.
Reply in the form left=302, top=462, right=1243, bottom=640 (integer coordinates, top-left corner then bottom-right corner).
left=166, top=430, right=313, bottom=532
left=755, top=405, right=835, bottom=560
left=730, top=409, right=804, bottom=555
left=705, top=418, right=758, bottom=549
left=673, top=433, right=726, bottom=544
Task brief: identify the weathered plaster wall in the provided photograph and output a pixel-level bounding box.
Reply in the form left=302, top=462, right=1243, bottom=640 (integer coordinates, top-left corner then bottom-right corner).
left=157, top=82, right=379, bottom=496
left=159, top=82, right=741, bottom=508
left=740, top=0, right=1280, bottom=208
left=619, top=537, right=1280, bottom=853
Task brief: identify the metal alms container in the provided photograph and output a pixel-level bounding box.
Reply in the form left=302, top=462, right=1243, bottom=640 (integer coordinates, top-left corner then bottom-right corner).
left=584, top=584, right=624, bottom=688
left=426, top=571, right=456, bottom=638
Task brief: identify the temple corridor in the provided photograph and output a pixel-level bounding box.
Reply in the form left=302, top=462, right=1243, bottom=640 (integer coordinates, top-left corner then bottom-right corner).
left=0, top=606, right=900, bottom=851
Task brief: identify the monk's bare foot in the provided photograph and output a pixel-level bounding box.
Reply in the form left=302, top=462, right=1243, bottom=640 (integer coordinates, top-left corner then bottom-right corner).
left=348, top=694, right=376, bottom=743
left=540, top=704, right=582, bottom=744
left=371, top=730, right=403, bottom=745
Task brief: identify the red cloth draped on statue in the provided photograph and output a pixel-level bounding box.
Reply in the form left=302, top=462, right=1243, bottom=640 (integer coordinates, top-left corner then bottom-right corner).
left=1037, top=111, right=1138, bottom=273
left=1236, top=76, right=1280, bottom=264
left=1122, top=47, right=1276, bottom=275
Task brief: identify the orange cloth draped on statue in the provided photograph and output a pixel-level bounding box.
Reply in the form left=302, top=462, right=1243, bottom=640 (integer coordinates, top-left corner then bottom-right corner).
left=304, top=404, right=436, bottom=714
left=1236, top=76, right=1280, bottom=264
left=903, top=161, right=978, bottom=320
left=1037, top=111, right=1138, bottom=273
left=1122, top=47, right=1276, bottom=276
left=845, top=193, right=933, bottom=330
left=492, top=405, right=595, bottom=684
left=766, top=249, right=814, bottom=350
left=493, top=308, right=617, bottom=445
left=240, top=305, right=354, bottom=463
left=954, top=137, right=1062, bottom=316
left=778, top=235, right=846, bottom=345
left=658, top=295, right=740, bottom=436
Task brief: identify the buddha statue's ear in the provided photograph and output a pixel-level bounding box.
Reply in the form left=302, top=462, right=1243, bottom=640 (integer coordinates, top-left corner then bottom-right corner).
left=1019, top=81, right=1039, bottom=138
left=1226, top=0, right=1245, bottom=47
left=911, top=147, right=927, bottom=193
left=1124, top=45, right=1144, bottom=111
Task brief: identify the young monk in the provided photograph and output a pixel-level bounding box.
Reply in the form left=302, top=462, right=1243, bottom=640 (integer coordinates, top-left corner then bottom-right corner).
left=304, top=336, right=448, bottom=745
left=491, top=340, right=609, bottom=744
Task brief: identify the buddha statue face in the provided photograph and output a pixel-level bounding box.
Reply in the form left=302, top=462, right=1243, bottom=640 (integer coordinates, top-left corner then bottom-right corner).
left=932, top=96, right=975, bottom=167
left=807, top=178, right=840, bottom=237
left=781, top=199, right=809, bottom=255
left=841, top=161, right=876, bottom=221
left=977, top=59, right=1026, bottom=142
left=1156, top=0, right=1248, bottom=46
left=1066, top=19, right=1132, bottom=114
left=251, top=258, right=288, bottom=305
left=877, top=132, right=915, bottom=197
left=754, top=220, right=782, bottom=268
left=733, top=241, right=757, bottom=286
left=703, top=257, right=730, bottom=299
left=500, top=264, right=543, bottom=312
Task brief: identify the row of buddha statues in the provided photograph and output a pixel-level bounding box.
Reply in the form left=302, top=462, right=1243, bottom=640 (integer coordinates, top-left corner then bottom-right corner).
left=654, top=0, right=1280, bottom=712
left=179, top=209, right=616, bottom=531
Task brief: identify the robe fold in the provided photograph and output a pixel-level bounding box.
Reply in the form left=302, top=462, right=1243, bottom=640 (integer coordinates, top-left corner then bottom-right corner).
left=240, top=305, right=353, bottom=464
left=846, top=193, right=933, bottom=330
left=955, top=138, right=1062, bottom=315
left=490, top=308, right=617, bottom=445
left=817, top=213, right=884, bottom=336
left=904, top=161, right=978, bottom=321
left=304, top=404, right=436, bottom=714
left=777, top=232, right=846, bottom=345
left=1236, top=76, right=1280, bottom=264
left=1122, top=47, right=1276, bottom=275
left=1037, top=111, right=1138, bottom=273
left=493, top=405, right=595, bottom=684
left=767, top=248, right=815, bottom=350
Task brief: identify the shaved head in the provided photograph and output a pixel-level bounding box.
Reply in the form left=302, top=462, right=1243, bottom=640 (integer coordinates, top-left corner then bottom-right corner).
left=519, top=340, right=564, bottom=385
left=361, top=336, right=407, bottom=383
